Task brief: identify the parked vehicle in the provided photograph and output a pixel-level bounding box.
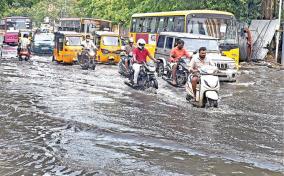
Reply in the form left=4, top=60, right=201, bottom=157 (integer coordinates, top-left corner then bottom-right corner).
left=161, top=57, right=190, bottom=87
left=31, top=33, right=54, bottom=55
left=78, top=48, right=96, bottom=70
left=53, top=31, right=83, bottom=64
left=94, top=31, right=122, bottom=64
left=0, top=44, right=18, bottom=59
left=185, top=65, right=220, bottom=108
left=155, top=32, right=238, bottom=82
left=126, top=61, right=158, bottom=90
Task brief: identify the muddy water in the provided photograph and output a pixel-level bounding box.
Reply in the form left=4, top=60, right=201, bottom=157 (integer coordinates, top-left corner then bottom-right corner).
left=0, top=57, right=283, bottom=175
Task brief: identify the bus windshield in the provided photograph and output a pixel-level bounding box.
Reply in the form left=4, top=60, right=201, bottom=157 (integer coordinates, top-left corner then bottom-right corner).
left=187, top=17, right=237, bottom=43
left=181, top=38, right=219, bottom=52
left=6, top=18, right=32, bottom=30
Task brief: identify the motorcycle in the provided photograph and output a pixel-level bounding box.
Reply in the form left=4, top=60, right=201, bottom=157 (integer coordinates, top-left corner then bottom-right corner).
left=19, top=47, right=31, bottom=61
left=118, top=51, right=133, bottom=77
left=162, top=57, right=190, bottom=87
left=185, top=65, right=220, bottom=108
left=78, top=48, right=96, bottom=70
left=126, top=61, right=158, bottom=90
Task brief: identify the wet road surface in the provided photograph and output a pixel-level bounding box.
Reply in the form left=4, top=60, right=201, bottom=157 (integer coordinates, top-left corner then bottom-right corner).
left=0, top=56, right=283, bottom=175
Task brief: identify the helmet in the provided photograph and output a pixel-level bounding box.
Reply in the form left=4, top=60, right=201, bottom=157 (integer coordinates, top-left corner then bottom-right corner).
left=137, top=38, right=146, bottom=49
left=129, top=37, right=134, bottom=43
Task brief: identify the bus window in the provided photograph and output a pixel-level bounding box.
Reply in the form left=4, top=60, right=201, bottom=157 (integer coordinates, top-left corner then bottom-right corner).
left=187, top=18, right=207, bottom=35
left=165, top=37, right=174, bottom=49
left=142, top=18, right=149, bottom=32
left=173, top=16, right=185, bottom=32
left=131, top=18, right=137, bottom=32
left=157, top=35, right=165, bottom=48
left=149, top=17, right=157, bottom=33
left=166, top=17, right=175, bottom=32
left=157, top=17, right=165, bottom=33
left=136, top=18, right=144, bottom=33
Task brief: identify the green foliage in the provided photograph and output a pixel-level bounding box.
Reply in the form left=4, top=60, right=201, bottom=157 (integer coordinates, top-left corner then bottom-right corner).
left=78, top=0, right=263, bottom=25
left=0, top=0, right=279, bottom=26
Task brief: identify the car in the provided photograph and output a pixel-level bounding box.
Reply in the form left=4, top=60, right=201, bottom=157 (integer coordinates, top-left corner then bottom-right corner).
left=31, top=32, right=54, bottom=55
left=155, top=32, right=238, bottom=82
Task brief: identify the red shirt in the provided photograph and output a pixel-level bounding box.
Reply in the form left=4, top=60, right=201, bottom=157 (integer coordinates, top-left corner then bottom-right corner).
left=170, top=47, right=191, bottom=62
left=133, top=48, right=150, bottom=64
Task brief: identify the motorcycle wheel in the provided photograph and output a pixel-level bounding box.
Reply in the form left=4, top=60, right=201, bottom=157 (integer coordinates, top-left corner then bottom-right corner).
left=19, top=57, right=23, bottom=61
left=80, top=56, right=90, bottom=70
left=152, top=79, right=158, bottom=89
left=91, top=61, right=96, bottom=70
left=208, top=99, right=218, bottom=108
left=176, top=75, right=187, bottom=86
left=186, top=94, right=191, bottom=101
left=157, top=62, right=164, bottom=77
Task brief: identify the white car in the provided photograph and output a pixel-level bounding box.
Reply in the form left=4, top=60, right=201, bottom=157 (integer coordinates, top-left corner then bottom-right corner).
left=155, top=32, right=238, bottom=82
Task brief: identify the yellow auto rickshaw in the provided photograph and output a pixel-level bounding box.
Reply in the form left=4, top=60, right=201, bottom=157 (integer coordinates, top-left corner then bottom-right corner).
left=94, top=31, right=122, bottom=64
left=53, top=31, right=83, bottom=64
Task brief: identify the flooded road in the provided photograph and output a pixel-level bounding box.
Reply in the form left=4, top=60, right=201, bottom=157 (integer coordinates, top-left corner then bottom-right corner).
left=0, top=56, right=283, bottom=175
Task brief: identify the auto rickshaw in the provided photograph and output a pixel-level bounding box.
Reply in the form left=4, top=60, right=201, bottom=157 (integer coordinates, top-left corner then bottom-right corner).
left=53, top=31, right=83, bottom=64
left=94, top=31, right=122, bottom=64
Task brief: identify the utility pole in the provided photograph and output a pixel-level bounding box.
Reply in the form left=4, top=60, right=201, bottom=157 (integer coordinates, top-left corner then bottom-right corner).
left=275, top=0, right=282, bottom=62
left=281, top=23, right=284, bottom=66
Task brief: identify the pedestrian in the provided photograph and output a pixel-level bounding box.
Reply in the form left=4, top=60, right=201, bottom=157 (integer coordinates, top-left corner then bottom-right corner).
left=244, top=27, right=253, bottom=62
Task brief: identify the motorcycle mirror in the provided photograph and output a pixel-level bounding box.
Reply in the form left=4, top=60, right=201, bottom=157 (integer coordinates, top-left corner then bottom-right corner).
left=193, top=50, right=198, bottom=55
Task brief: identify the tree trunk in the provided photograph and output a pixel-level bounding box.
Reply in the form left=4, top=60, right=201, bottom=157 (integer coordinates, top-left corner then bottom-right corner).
left=262, top=0, right=275, bottom=19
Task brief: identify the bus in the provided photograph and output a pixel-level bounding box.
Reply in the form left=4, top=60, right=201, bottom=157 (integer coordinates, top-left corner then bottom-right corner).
left=58, top=18, right=112, bottom=34
left=130, top=10, right=239, bottom=64
left=0, top=16, right=32, bottom=45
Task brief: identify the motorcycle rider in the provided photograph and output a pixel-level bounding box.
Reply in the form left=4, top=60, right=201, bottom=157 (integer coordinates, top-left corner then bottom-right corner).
left=81, top=34, right=97, bottom=51
left=189, top=47, right=215, bottom=99
left=132, top=39, right=158, bottom=87
left=124, top=37, right=135, bottom=73
left=170, top=39, right=191, bottom=85
left=18, top=34, right=31, bottom=56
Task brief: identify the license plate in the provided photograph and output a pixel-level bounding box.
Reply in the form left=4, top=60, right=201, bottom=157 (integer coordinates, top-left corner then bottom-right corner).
left=41, top=47, right=49, bottom=50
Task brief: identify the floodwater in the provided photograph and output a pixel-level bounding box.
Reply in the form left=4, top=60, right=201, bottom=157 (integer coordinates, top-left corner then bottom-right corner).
left=0, top=56, right=283, bottom=176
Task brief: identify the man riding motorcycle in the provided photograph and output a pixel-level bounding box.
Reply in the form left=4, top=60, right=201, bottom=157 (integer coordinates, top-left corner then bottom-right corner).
left=189, top=47, right=215, bottom=99
left=81, top=34, right=97, bottom=52
left=169, top=39, right=191, bottom=85
left=132, top=39, right=158, bottom=87
left=124, top=38, right=135, bottom=73
left=18, top=34, right=31, bottom=56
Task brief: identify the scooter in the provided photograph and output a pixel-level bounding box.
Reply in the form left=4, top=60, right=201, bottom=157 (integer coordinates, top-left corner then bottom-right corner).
left=185, top=65, right=220, bottom=108
left=162, top=57, right=190, bottom=87
left=118, top=51, right=133, bottom=77
left=19, top=47, right=31, bottom=61
left=78, top=48, right=96, bottom=70
left=126, top=61, right=158, bottom=90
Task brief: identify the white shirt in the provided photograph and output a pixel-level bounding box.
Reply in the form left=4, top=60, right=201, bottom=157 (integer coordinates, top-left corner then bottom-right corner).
left=189, top=56, right=214, bottom=70
left=81, top=40, right=97, bottom=50
left=20, top=38, right=30, bottom=48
